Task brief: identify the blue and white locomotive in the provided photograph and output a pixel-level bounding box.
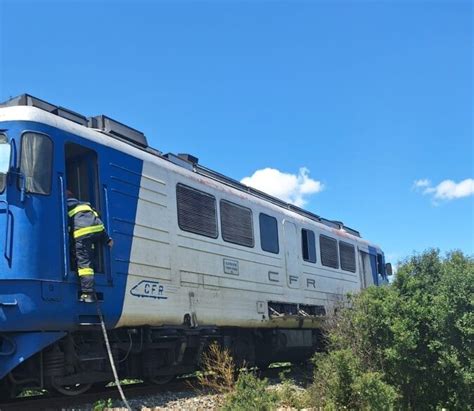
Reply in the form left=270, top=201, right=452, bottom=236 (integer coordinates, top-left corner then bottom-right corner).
left=0, top=95, right=390, bottom=397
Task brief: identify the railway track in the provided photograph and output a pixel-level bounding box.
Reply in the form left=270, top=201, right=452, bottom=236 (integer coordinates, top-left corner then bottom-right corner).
left=0, top=365, right=296, bottom=410
left=0, top=379, right=192, bottom=411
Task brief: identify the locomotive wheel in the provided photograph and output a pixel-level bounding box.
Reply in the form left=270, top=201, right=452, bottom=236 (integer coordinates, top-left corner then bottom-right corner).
left=91, top=381, right=110, bottom=390
left=51, top=379, right=92, bottom=396
left=0, top=380, right=14, bottom=400
left=148, top=374, right=175, bottom=385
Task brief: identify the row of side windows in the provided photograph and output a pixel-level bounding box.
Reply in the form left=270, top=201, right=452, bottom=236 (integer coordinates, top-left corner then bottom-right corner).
left=302, top=229, right=356, bottom=273
left=176, top=183, right=356, bottom=271
left=177, top=183, right=279, bottom=253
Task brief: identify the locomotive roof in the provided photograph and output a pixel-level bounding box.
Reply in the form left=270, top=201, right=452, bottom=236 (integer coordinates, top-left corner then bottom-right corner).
left=0, top=94, right=362, bottom=239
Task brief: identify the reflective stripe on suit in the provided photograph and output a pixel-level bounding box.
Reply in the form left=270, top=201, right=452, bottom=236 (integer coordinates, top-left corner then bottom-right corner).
left=67, top=198, right=110, bottom=293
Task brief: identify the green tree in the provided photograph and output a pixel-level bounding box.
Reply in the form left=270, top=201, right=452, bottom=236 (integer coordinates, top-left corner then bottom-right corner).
left=310, top=250, right=473, bottom=410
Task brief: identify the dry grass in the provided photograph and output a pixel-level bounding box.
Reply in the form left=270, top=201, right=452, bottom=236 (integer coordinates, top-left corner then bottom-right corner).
left=196, top=342, right=237, bottom=395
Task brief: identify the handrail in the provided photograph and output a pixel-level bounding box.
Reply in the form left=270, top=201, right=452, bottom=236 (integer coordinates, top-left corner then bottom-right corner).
left=59, top=175, right=69, bottom=279
left=103, top=185, right=113, bottom=285
left=0, top=199, right=11, bottom=263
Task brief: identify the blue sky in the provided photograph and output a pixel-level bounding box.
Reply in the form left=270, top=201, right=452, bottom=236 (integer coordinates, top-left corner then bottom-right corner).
left=0, top=0, right=472, bottom=264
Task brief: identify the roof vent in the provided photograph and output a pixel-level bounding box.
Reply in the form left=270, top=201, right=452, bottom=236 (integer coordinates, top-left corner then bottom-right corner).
left=88, top=115, right=148, bottom=148
left=1, top=94, right=88, bottom=126
left=164, top=153, right=194, bottom=171
left=177, top=153, right=199, bottom=164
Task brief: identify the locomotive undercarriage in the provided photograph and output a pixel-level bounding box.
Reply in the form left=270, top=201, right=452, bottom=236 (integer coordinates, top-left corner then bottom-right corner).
left=0, top=326, right=321, bottom=399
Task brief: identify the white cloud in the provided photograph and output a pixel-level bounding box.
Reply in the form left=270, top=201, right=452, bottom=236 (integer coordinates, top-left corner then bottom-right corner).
left=412, top=179, right=431, bottom=189
left=241, top=167, right=324, bottom=207
left=413, top=178, right=474, bottom=201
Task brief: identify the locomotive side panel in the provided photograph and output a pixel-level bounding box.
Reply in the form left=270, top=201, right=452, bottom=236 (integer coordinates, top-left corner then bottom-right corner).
left=116, top=156, right=368, bottom=329
left=115, top=160, right=176, bottom=327
left=118, top=162, right=289, bottom=328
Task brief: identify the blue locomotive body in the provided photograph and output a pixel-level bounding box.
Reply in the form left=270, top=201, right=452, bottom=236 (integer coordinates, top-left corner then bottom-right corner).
left=0, top=116, right=141, bottom=382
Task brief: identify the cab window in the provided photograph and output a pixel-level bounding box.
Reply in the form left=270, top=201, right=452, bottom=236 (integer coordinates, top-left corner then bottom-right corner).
left=20, top=132, right=53, bottom=195
left=377, top=253, right=384, bottom=276
left=0, top=134, right=10, bottom=193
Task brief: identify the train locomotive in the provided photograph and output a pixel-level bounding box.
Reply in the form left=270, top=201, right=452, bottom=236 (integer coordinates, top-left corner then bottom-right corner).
left=0, top=94, right=390, bottom=398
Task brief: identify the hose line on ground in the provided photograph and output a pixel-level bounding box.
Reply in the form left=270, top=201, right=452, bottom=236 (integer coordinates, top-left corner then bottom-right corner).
left=96, top=299, right=132, bottom=411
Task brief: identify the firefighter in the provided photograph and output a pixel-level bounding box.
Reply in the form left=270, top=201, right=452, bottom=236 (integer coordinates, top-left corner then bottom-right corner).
left=67, top=190, right=113, bottom=302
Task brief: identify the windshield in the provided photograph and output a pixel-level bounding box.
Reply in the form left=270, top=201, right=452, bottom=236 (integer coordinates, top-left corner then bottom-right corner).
left=0, top=134, right=11, bottom=193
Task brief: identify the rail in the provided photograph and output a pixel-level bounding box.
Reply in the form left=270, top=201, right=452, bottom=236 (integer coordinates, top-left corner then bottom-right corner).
left=59, top=175, right=69, bottom=278
left=103, top=185, right=113, bottom=284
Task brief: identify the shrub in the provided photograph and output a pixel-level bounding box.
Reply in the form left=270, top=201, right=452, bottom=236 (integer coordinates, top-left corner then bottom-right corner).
left=276, top=370, right=310, bottom=409
left=310, top=349, right=361, bottom=409
left=351, top=371, right=398, bottom=410
left=92, top=398, right=113, bottom=411
left=196, top=342, right=280, bottom=410
left=309, top=349, right=397, bottom=410
left=222, top=371, right=278, bottom=411
left=309, top=250, right=473, bottom=410
left=197, top=342, right=236, bottom=395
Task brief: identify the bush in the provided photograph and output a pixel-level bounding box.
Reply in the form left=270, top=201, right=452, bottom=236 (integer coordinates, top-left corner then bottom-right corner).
left=309, top=349, right=397, bottom=410
left=197, top=342, right=237, bottom=395
left=196, top=342, right=283, bottom=410
left=92, top=398, right=113, bottom=411
left=309, top=250, right=473, bottom=410
left=310, top=349, right=361, bottom=408
left=351, top=371, right=398, bottom=410
left=276, top=370, right=310, bottom=409
left=222, top=371, right=278, bottom=411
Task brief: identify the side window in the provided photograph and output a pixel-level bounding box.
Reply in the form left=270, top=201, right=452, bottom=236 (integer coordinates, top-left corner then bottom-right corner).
left=220, top=200, right=254, bottom=247
left=20, top=132, right=53, bottom=195
left=339, top=241, right=356, bottom=272
left=320, top=235, right=339, bottom=269
left=176, top=184, right=218, bottom=238
left=259, top=213, right=279, bottom=254
left=377, top=253, right=384, bottom=275
left=302, top=228, right=316, bottom=263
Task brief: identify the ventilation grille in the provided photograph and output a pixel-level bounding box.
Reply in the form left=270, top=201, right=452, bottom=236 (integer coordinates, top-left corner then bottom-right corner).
left=339, top=241, right=356, bottom=272
left=176, top=184, right=217, bottom=238
left=320, top=235, right=339, bottom=269
left=220, top=200, right=254, bottom=247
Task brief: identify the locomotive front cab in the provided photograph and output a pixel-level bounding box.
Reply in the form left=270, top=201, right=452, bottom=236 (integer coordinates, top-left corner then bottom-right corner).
left=0, top=109, right=122, bottom=323
left=355, top=243, right=391, bottom=289
left=0, top=125, right=86, bottom=332
left=0, top=100, right=136, bottom=394
left=0, top=95, right=147, bottom=397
